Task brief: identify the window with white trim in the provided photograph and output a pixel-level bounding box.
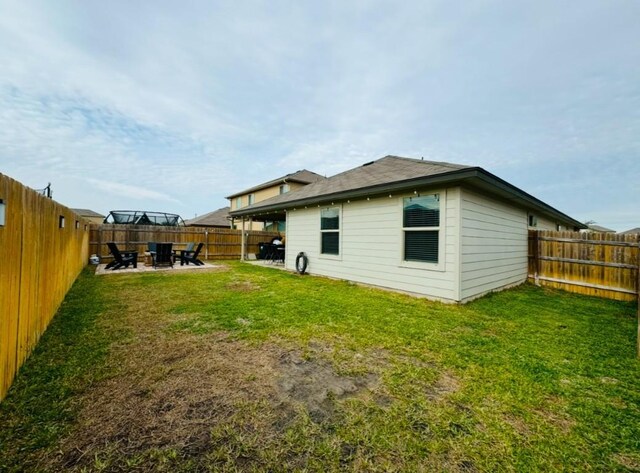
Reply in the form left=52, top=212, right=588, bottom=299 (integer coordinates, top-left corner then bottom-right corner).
left=320, top=207, right=340, bottom=255
left=403, top=194, right=440, bottom=263
left=235, top=197, right=242, bottom=209
left=248, top=193, right=255, bottom=205
left=279, top=184, right=290, bottom=194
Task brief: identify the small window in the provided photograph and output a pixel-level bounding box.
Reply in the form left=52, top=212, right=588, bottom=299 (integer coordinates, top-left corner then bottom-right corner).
left=0, top=199, right=5, bottom=226
left=75, top=220, right=80, bottom=229
left=84, top=224, right=88, bottom=231
left=235, top=197, right=242, bottom=209
left=248, top=194, right=255, bottom=205
left=320, top=207, right=340, bottom=255
left=528, top=214, right=537, bottom=227
left=403, top=194, right=440, bottom=263
left=279, top=184, right=290, bottom=194
left=59, top=215, right=65, bottom=228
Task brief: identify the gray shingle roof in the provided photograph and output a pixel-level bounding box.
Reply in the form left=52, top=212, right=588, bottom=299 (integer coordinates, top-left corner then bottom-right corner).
left=230, top=154, right=585, bottom=229
left=72, top=208, right=105, bottom=218
left=232, top=156, right=468, bottom=213
left=184, top=207, right=230, bottom=227
left=586, top=224, right=616, bottom=233
left=226, top=169, right=325, bottom=199
left=620, top=227, right=640, bottom=235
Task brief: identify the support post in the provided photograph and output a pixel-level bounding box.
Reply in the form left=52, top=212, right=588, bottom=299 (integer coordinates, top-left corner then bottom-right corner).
left=637, top=236, right=639, bottom=358
left=205, top=230, right=209, bottom=260
left=240, top=217, right=246, bottom=261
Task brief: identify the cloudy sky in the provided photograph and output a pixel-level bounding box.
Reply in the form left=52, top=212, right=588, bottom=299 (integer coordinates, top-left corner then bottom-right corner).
left=0, top=1, right=638, bottom=230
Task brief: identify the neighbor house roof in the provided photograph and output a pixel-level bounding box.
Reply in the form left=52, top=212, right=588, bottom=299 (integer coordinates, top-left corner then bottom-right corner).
left=586, top=224, right=616, bottom=233
left=620, top=227, right=640, bottom=235
left=230, top=155, right=585, bottom=229
left=184, top=207, right=230, bottom=227
left=225, top=169, right=325, bottom=199
left=72, top=208, right=105, bottom=218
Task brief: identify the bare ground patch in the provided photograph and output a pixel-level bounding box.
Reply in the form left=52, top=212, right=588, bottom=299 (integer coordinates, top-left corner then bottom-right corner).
left=41, top=315, right=382, bottom=471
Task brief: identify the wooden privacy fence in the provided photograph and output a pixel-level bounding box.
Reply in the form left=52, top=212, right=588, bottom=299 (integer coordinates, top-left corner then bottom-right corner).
left=0, top=174, right=90, bottom=401
left=90, top=224, right=279, bottom=262
left=528, top=230, right=640, bottom=302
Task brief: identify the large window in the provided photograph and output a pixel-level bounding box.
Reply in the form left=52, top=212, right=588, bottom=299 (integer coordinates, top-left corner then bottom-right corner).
left=320, top=207, right=340, bottom=255
left=235, top=197, right=242, bottom=209
left=403, top=194, right=440, bottom=263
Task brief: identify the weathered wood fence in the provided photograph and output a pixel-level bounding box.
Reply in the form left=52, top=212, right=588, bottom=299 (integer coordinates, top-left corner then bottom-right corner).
left=528, top=230, right=640, bottom=302
left=89, top=224, right=279, bottom=262
left=0, top=174, right=90, bottom=401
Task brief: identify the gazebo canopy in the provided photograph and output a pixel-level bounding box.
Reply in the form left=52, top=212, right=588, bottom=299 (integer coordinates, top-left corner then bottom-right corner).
left=103, top=210, right=185, bottom=226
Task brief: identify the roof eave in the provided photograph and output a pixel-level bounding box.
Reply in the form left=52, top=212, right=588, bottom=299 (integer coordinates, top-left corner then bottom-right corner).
left=230, top=167, right=585, bottom=229
left=225, top=177, right=313, bottom=199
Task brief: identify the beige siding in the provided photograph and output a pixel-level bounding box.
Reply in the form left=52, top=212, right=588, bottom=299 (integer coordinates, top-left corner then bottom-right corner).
left=460, top=189, right=528, bottom=301
left=533, top=215, right=557, bottom=231
left=285, top=188, right=461, bottom=302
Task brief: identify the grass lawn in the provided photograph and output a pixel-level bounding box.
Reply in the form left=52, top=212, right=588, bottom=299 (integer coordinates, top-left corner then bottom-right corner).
left=1, top=262, right=639, bottom=472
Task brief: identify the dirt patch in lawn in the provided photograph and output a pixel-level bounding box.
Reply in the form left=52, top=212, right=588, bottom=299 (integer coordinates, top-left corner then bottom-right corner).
left=42, top=326, right=381, bottom=471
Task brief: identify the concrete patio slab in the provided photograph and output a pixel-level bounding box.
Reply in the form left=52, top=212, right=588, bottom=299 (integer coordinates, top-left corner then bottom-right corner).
left=95, top=261, right=223, bottom=275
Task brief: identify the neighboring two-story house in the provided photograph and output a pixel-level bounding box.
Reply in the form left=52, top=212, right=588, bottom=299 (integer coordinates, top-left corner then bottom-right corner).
left=226, top=169, right=325, bottom=231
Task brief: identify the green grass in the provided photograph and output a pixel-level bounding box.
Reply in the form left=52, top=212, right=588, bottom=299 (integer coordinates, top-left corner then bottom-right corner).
left=1, top=262, right=639, bottom=472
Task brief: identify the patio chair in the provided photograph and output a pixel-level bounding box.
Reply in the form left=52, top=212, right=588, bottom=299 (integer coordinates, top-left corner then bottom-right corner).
left=105, top=242, right=138, bottom=270
left=152, top=242, right=174, bottom=269
left=180, top=242, right=204, bottom=266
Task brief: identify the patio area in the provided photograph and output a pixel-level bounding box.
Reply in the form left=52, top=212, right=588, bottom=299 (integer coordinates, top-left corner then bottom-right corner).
left=95, top=261, right=221, bottom=275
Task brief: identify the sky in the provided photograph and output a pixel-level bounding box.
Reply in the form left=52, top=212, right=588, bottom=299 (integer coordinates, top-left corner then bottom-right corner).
left=0, top=1, right=638, bottom=231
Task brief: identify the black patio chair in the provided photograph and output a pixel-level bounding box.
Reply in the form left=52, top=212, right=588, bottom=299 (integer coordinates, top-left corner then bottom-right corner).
left=152, top=242, right=174, bottom=269
left=180, top=242, right=204, bottom=266
left=105, top=242, right=138, bottom=270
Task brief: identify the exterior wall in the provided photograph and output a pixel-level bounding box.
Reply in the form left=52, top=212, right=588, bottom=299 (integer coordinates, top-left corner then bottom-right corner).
left=459, top=188, right=529, bottom=302
left=229, top=182, right=306, bottom=211
left=284, top=187, right=461, bottom=302
left=230, top=182, right=306, bottom=231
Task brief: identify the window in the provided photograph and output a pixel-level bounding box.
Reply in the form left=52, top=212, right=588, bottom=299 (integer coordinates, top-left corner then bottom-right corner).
left=279, top=184, right=290, bottom=194
left=0, top=199, right=5, bottom=226
left=248, top=194, right=255, bottom=205
left=75, top=220, right=80, bottom=229
left=320, top=207, right=340, bottom=255
left=59, top=215, right=65, bottom=228
left=528, top=214, right=537, bottom=227
left=403, top=194, right=440, bottom=263
left=235, top=197, right=242, bottom=209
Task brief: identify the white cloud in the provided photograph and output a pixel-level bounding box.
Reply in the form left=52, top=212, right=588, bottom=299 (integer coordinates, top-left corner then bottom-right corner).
left=0, top=0, right=638, bottom=227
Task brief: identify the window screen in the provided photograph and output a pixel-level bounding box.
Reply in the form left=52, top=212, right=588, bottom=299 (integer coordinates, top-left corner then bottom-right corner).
left=403, top=194, right=440, bottom=264
left=321, top=207, right=340, bottom=255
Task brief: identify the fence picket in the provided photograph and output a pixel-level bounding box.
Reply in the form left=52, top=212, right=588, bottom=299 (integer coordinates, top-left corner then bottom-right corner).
left=528, top=230, right=639, bottom=301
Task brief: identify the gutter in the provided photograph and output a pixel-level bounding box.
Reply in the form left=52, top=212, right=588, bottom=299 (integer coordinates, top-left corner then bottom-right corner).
left=230, top=167, right=585, bottom=229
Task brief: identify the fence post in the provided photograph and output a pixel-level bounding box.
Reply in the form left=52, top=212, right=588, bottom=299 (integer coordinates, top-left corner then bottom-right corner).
left=637, top=235, right=639, bottom=358
left=205, top=230, right=209, bottom=260
left=533, top=230, right=540, bottom=286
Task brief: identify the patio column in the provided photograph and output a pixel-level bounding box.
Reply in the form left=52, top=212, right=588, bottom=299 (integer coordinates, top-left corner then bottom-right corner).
left=240, top=217, right=246, bottom=261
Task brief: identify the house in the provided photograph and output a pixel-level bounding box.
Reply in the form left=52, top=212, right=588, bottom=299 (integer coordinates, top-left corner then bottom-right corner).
left=584, top=224, right=616, bottom=233
left=184, top=207, right=231, bottom=228
left=71, top=208, right=105, bottom=225
left=230, top=155, right=584, bottom=303
left=620, top=227, right=640, bottom=235
left=226, top=169, right=325, bottom=231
